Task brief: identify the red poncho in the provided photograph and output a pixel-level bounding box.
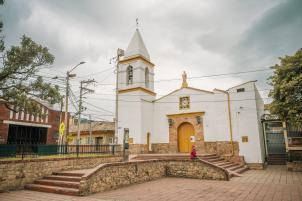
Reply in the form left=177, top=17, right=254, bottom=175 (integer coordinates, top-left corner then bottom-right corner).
left=190, top=148, right=197, bottom=159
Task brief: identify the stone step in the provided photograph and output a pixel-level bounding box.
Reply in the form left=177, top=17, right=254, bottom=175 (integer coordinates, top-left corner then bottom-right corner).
left=34, top=179, right=80, bottom=189
left=205, top=158, right=224, bottom=163
left=229, top=171, right=242, bottom=177
left=268, top=161, right=286, bottom=165
left=267, top=158, right=286, bottom=162
left=200, top=156, right=220, bottom=160
left=25, top=184, right=80, bottom=196
left=44, top=175, right=82, bottom=182
left=214, top=161, right=233, bottom=166
left=228, top=164, right=244, bottom=171
left=235, top=166, right=249, bottom=174
left=52, top=172, right=84, bottom=177
left=220, top=163, right=239, bottom=169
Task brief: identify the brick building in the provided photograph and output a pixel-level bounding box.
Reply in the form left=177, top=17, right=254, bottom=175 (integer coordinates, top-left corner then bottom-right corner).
left=0, top=99, right=69, bottom=144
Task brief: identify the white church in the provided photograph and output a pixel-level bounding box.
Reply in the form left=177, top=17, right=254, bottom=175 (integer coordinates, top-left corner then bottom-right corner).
left=116, top=28, right=265, bottom=166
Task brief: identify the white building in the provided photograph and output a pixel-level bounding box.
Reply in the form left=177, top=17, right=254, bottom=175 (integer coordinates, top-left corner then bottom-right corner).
left=117, top=28, right=265, bottom=166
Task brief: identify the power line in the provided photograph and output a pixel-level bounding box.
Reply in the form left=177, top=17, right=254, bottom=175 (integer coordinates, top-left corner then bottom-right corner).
left=88, top=88, right=272, bottom=97
left=86, top=97, right=272, bottom=103
left=82, top=100, right=114, bottom=114
left=85, top=108, right=114, bottom=116
left=81, top=113, right=112, bottom=122
left=77, top=67, right=114, bottom=78
left=34, top=66, right=274, bottom=88
left=98, top=67, right=274, bottom=85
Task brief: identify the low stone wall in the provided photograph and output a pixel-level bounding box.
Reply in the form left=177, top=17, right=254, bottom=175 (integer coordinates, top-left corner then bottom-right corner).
left=151, top=143, right=171, bottom=153
left=166, top=160, right=228, bottom=180
left=287, top=161, right=302, bottom=172
left=246, top=163, right=264, bottom=170
left=0, top=155, right=122, bottom=192
left=80, top=159, right=229, bottom=195
left=151, top=141, right=239, bottom=156
left=128, top=144, right=148, bottom=154
left=80, top=160, right=166, bottom=194
left=204, top=141, right=239, bottom=156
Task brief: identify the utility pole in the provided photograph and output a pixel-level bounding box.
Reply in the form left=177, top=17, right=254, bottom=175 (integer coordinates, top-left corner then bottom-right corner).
left=64, top=72, right=70, bottom=147
left=114, top=49, right=124, bottom=145
left=76, top=79, right=95, bottom=156
left=89, top=114, right=92, bottom=145
left=58, top=96, right=64, bottom=146
left=63, top=62, right=85, bottom=148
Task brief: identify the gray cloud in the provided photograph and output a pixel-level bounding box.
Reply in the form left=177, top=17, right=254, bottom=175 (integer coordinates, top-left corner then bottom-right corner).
left=2, top=0, right=301, bottom=119
left=230, top=0, right=302, bottom=69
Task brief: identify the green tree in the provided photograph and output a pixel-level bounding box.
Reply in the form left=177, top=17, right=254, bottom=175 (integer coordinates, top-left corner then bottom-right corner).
left=269, top=48, right=302, bottom=125
left=0, top=35, right=62, bottom=114
left=0, top=0, right=61, bottom=114
left=0, top=0, right=4, bottom=52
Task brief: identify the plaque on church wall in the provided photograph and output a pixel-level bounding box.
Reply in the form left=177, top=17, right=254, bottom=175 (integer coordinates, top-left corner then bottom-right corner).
left=128, top=138, right=133, bottom=144
left=242, top=136, right=248, bottom=143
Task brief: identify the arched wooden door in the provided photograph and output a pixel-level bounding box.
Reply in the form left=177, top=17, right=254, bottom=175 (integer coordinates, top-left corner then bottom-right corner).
left=178, top=122, right=195, bottom=153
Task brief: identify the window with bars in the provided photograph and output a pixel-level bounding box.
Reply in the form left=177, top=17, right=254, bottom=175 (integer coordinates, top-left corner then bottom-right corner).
left=126, top=66, right=133, bottom=85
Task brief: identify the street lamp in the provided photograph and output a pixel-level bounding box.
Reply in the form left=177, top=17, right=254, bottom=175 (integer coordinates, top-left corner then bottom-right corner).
left=64, top=62, right=86, bottom=148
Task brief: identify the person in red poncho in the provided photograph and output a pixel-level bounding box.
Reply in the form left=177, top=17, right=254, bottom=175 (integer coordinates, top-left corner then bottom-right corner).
left=190, top=145, right=197, bottom=160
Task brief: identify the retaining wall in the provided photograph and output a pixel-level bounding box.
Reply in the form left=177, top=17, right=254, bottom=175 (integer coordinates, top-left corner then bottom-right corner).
left=0, top=155, right=122, bottom=192
left=80, top=159, right=229, bottom=195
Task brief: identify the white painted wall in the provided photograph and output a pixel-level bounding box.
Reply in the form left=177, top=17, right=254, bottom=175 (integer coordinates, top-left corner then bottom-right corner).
left=141, top=100, right=154, bottom=144
left=153, top=88, right=231, bottom=143
left=117, top=91, right=142, bottom=144
left=118, top=81, right=265, bottom=163
left=254, top=86, right=265, bottom=162
left=228, top=82, right=265, bottom=163
left=117, top=90, right=155, bottom=145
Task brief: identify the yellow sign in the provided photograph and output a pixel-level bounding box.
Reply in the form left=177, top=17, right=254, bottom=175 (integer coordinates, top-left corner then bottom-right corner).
left=59, top=122, right=65, bottom=136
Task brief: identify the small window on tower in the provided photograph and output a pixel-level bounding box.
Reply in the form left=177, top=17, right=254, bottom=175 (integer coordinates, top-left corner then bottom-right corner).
left=145, top=67, right=149, bottom=88
left=237, top=88, right=245, bottom=93
left=179, top=96, right=190, bottom=110
left=126, top=66, right=133, bottom=85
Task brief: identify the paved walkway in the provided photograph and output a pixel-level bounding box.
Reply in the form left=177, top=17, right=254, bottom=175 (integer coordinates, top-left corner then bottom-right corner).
left=0, top=166, right=301, bottom=201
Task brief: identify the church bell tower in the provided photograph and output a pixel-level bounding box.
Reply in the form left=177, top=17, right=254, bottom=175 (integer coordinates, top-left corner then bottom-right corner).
left=117, top=28, right=155, bottom=95
left=117, top=28, right=156, bottom=146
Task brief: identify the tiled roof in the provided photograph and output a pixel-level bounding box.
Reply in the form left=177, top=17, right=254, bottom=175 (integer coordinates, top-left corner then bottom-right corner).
left=69, top=121, right=115, bottom=133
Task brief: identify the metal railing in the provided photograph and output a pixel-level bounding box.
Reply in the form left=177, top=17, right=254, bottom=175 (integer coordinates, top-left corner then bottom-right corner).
left=0, top=144, right=122, bottom=159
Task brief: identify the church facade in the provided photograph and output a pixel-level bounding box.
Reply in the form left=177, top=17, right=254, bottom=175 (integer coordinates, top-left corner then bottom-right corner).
left=117, top=29, right=265, bottom=166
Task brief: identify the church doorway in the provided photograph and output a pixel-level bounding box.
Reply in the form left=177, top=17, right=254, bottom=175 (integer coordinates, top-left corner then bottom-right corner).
left=178, top=122, right=195, bottom=153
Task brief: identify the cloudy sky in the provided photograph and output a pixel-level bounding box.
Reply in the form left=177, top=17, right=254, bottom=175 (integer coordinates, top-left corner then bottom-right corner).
left=2, top=0, right=302, bottom=121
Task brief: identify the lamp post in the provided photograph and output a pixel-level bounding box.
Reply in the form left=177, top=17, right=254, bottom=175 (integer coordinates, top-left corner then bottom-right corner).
left=63, top=62, right=86, bottom=148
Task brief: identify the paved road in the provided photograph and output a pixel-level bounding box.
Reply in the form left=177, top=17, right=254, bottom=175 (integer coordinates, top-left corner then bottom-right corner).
left=0, top=165, right=301, bottom=201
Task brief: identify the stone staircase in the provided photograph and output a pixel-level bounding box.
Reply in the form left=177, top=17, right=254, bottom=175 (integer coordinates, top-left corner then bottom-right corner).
left=267, top=154, right=287, bottom=165
left=199, top=154, right=249, bottom=177
left=24, top=154, right=248, bottom=196
left=131, top=154, right=249, bottom=177
left=25, top=171, right=83, bottom=196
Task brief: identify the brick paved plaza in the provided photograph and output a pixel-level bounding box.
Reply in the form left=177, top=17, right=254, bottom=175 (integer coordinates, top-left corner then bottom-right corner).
left=0, top=166, right=301, bottom=201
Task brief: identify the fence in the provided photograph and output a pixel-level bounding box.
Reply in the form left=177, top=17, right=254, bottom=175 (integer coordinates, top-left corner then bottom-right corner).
left=287, top=123, right=302, bottom=138
left=0, top=144, right=122, bottom=159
